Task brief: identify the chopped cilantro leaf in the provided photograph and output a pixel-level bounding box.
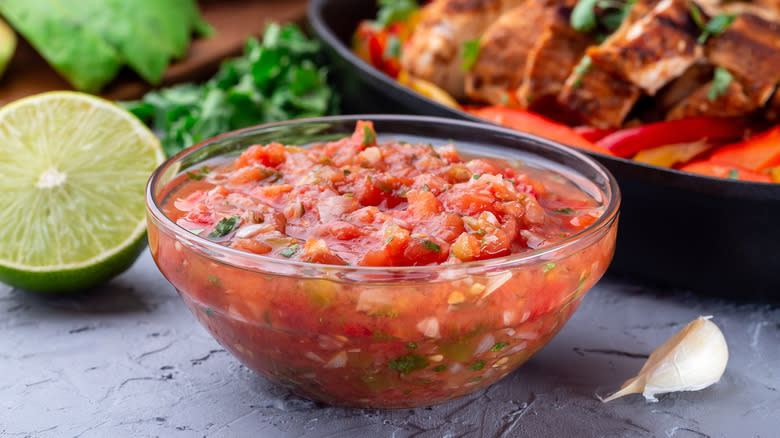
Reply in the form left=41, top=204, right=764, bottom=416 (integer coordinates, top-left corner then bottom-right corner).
left=388, top=353, right=429, bottom=375
left=472, top=174, right=481, bottom=180
left=208, top=275, right=222, bottom=286
left=186, top=171, right=205, bottom=180
left=207, top=216, right=240, bottom=239
left=708, top=67, right=733, bottom=101
left=363, top=125, right=377, bottom=146
left=572, top=55, right=592, bottom=89
left=423, top=240, right=441, bottom=253
left=571, top=0, right=599, bottom=32
left=433, top=365, right=447, bottom=372
left=490, top=342, right=510, bottom=352
left=461, top=38, right=481, bottom=71
left=279, top=244, right=301, bottom=258
left=469, top=360, right=486, bottom=370
left=407, top=342, right=418, bottom=349
left=422, top=184, right=430, bottom=192
left=727, top=168, right=739, bottom=179
left=554, top=207, right=575, bottom=214
left=385, top=35, right=402, bottom=59
left=375, top=0, right=419, bottom=29
left=544, top=262, right=557, bottom=273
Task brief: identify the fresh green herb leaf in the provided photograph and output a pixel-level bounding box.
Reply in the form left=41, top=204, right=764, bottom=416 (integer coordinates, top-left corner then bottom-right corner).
left=554, top=207, right=575, bottom=214
left=571, top=0, right=600, bottom=32
left=279, top=244, right=301, bottom=258
left=708, top=67, right=733, bottom=101
left=572, top=55, right=593, bottom=89
left=407, top=342, right=418, bottom=349
left=186, top=171, right=204, bottom=180
left=376, top=0, right=419, bottom=28
left=423, top=240, right=441, bottom=253
left=704, top=14, right=736, bottom=38
left=343, top=169, right=351, bottom=175
left=363, top=124, right=377, bottom=146
left=490, top=342, right=510, bottom=352
left=122, top=24, right=338, bottom=157
left=472, top=174, right=481, bottom=180
left=461, top=38, right=481, bottom=71
left=385, top=35, right=402, bottom=59
left=207, top=216, right=240, bottom=239
left=403, top=390, right=412, bottom=395
left=469, top=360, right=486, bottom=371
left=388, top=353, right=429, bottom=375
left=200, top=306, right=215, bottom=317
left=422, top=184, right=430, bottom=191
left=690, top=4, right=736, bottom=43
left=344, top=193, right=355, bottom=197
left=433, top=365, right=447, bottom=372
left=727, top=168, right=739, bottom=179
left=470, top=376, right=482, bottom=382
left=544, top=262, right=557, bottom=273
left=208, top=275, right=222, bottom=286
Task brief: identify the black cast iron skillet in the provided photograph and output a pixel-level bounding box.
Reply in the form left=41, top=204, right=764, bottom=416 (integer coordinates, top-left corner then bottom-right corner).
left=308, top=0, right=780, bottom=301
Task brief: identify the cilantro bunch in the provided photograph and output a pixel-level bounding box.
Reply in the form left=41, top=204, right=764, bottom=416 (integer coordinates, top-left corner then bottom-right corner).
left=124, top=23, right=339, bottom=157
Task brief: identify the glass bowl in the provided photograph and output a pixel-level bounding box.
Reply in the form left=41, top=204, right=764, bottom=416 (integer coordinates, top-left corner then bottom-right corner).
left=145, top=115, right=620, bottom=408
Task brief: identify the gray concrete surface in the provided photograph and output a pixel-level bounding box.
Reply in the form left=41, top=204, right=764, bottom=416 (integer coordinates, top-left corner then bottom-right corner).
left=1, top=252, right=777, bottom=437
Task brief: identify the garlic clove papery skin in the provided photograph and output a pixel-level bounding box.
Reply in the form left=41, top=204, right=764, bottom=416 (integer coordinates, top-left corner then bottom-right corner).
left=600, top=316, right=729, bottom=402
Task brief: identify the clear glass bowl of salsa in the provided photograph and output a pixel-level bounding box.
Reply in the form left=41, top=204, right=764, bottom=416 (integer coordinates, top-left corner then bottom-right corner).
left=145, top=115, right=620, bottom=408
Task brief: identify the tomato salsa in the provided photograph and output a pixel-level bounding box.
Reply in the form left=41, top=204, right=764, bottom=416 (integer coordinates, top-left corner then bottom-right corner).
left=149, top=121, right=618, bottom=407
left=163, top=121, right=603, bottom=266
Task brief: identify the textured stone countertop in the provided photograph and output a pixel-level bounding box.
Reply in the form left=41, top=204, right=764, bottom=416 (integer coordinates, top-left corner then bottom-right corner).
left=1, top=252, right=778, bottom=437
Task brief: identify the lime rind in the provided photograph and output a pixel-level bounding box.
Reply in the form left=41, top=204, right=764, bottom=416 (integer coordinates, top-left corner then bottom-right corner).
left=0, top=91, right=164, bottom=291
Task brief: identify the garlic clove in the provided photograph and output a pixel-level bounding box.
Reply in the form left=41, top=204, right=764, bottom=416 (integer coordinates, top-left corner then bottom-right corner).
left=599, top=315, right=728, bottom=403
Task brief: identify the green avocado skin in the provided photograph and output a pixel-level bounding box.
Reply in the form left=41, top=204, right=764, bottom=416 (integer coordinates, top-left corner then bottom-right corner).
left=0, top=0, right=122, bottom=92
left=0, top=18, right=16, bottom=78
left=0, top=0, right=210, bottom=90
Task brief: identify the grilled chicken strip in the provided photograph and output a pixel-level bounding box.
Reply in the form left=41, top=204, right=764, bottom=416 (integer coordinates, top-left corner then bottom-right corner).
left=705, top=13, right=780, bottom=107
left=557, top=65, right=642, bottom=129
left=515, top=1, right=591, bottom=109
left=666, top=77, right=756, bottom=119
left=400, top=0, right=524, bottom=100
left=464, top=2, right=550, bottom=105
left=587, top=0, right=703, bottom=95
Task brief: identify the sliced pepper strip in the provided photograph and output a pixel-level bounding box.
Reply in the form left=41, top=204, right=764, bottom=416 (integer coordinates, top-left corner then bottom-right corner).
left=596, top=117, right=747, bottom=158
left=679, top=160, right=772, bottom=182
left=466, top=106, right=614, bottom=155
left=632, top=140, right=712, bottom=168
left=398, top=70, right=461, bottom=109
left=708, top=125, right=780, bottom=172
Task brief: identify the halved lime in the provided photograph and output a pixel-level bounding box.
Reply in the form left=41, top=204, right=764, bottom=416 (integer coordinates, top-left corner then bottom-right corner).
left=0, top=91, right=164, bottom=293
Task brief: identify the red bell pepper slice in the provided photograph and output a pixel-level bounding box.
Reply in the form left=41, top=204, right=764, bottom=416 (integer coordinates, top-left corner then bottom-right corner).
left=679, top=160, right=772, bottom=183
left=596, top=117, right=748, bottom=158
left=709, top=125, right=780, bottom=172
left=573, top=126, right=618, bottom=143
left=466, top=106, right=614, bottom=156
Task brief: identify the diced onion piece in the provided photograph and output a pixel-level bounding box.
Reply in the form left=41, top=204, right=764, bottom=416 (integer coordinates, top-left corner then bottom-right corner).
left=417, top=317, right=440, bottom=338
left=324, top=351, right=348, bottom=369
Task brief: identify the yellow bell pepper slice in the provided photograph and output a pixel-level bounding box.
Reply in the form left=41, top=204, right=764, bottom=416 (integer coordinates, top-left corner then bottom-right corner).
left=397, top=70, right=460, bottom=109
left=633, top=140, right=712, bottom=168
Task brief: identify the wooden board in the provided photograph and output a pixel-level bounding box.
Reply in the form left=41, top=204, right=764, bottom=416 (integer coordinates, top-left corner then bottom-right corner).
left=0, top=0, right=308, bottom=104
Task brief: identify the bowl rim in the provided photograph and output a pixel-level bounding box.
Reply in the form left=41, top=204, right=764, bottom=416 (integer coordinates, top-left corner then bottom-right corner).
left=146, top=115, right=621, bottom=274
